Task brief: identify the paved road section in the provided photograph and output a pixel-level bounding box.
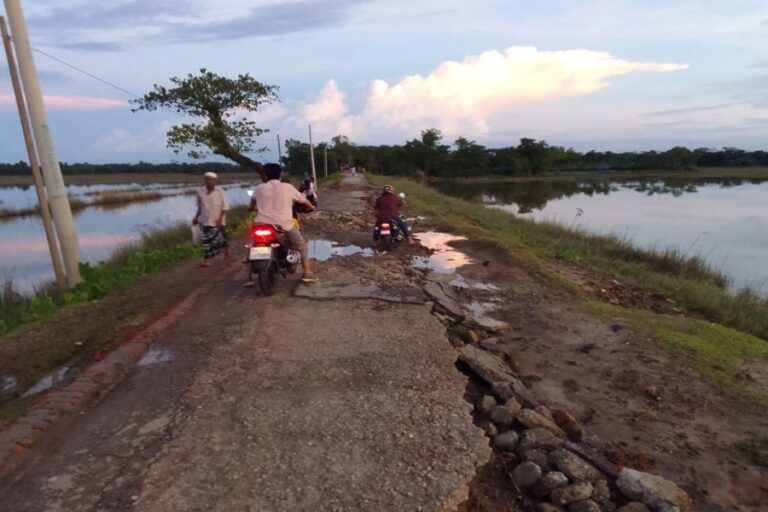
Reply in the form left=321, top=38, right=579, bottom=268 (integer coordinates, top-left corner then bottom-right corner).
left=0, top=175, right=489, bottom=512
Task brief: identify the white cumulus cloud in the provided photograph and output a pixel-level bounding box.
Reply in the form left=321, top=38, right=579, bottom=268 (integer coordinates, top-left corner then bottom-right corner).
left=259, top=46, right=688, bottom=144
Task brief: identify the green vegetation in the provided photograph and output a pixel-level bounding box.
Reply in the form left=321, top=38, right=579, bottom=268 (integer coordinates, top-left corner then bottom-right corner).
left=372, top=175, right=768, bottom=399
left=371, top=176, right=768, bottom=343
left=596, top=304, right=768, bottom=402
left=0, top=205, right=250, bottom=338
left=285, top=129, right=768, bottom=177
left=132, top=69, right=278, bottom=179
left=0, top=160, right=252, bottom=177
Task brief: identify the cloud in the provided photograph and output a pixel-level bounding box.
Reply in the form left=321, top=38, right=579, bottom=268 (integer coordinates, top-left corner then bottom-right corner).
left=645, top=103, right=737, bottom=117
left=0, top=94, right=128, bottom=110
left=259, top=46, right=688, bottom=143
left=717, top=74, right=768, bottom=108
left=28, top=0, right=372, bottom=47
left=93, top=121, right=174, bottom=154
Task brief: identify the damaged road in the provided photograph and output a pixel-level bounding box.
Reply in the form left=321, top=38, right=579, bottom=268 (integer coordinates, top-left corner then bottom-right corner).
left=0, top=175, right=490, bottom=511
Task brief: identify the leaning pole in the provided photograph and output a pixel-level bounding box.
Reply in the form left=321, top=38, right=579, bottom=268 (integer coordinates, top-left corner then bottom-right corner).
left=3, top=0, right=82, bottom=286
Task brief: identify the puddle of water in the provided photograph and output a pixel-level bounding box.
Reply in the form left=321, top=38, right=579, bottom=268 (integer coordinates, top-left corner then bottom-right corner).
left=1, top=376, right=18, bottom=393
left=411, top=231, right=472, bottom=274
left=138, top=348, right=175, bottom=366
left=308, top=239, right=374, bottom=261
left=465, top=301, right=508, bottom=331
left=23, top=366, right=70, bottom=397
left=448, top=276, right=501, bottom=291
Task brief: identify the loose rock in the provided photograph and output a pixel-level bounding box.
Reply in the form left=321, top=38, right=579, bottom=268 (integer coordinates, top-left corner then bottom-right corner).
left=532, top=471, right=569, bottom=498
left=591, top=479, right=614, bottom=511
left=518, top=428, right=566, bottom=453
left=617, top=503, right=651, bottom=512
left=476, top=395, right=497, bottom=414
left=521, top=448, right=550, bottom=470
left=423, top=281, right=464, bottom=319
left=551, top=482, right=594, bottom=506
left=481, top=422, right=498, bottom=438
left=553, top=410, right=585, bottom=442
left=458, top=345, right=517, bottom=385
left=616, top=468, right=693, bottom=512
left=568, top=499, right=601, bottom=512
left=512, top=461, right=543, bottom=488
left=491, top=403, right=520, bottom=427
left=464, top=329, right=480, bottom=344
left=493, top=431, right=519, bottom=452
left=517, top=409, right=568, bottom=438
left=535, top=405, right=554, bottom=421
left=549, top=449, right=603, bottom=482
left=537, top=504, right=566, bottom=512
left=493, top=380, right=540, bottom=409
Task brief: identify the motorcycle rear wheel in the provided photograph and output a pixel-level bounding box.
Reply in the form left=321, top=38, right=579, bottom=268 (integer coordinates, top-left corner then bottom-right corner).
left=382, top=235, right=394, bottom=251
left=258, top=262, right=278, bottom=295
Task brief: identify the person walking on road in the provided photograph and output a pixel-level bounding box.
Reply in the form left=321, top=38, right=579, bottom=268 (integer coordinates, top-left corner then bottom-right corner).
left=193, top=172, right=230, bottom=267
left=249, top=163, right=320, bottom=283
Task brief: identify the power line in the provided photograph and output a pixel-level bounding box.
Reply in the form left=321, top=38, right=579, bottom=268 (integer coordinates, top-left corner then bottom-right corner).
left=8, top=38, right=143, bottom=99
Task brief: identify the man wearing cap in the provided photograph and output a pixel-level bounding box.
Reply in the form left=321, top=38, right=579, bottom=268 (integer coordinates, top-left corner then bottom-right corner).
left=193, top=172, right=229, bottom=266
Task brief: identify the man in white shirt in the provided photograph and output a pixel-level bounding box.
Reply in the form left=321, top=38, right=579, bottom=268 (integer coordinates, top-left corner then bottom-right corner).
left=193, top=171, right=229, bottom=267
left=250, top=163, right=318, bottom=282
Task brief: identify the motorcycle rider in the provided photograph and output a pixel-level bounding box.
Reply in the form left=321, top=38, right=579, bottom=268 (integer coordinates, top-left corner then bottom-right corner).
left=249, top=163, right=319, bottom=283
left=374, top=185, right=414, bottom=245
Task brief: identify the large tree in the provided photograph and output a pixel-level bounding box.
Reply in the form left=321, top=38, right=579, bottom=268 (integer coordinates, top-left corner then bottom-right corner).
left=131, top=68, right=278, bottom=179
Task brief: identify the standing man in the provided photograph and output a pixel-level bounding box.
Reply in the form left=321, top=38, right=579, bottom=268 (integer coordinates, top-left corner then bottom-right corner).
left=250, top=163, right=319, bottom=283
left=193, top=171, right=229, bottom=267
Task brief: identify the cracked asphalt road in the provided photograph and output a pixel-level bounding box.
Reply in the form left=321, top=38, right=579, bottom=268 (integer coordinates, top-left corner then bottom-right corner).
left=0, top=175, right=490, bottom=512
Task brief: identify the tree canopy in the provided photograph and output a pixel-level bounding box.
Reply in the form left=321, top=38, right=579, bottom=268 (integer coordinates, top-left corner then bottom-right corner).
left=131, top=69, right=278, bottom=179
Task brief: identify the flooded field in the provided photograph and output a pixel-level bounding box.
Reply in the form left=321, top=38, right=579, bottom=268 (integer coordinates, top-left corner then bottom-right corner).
left=436, top=177, right=768, bottom=296
left=0, top=181, right=251, bottom=293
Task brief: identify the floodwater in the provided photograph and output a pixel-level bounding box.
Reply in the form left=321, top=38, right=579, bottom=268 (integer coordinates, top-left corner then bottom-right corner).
left=0, top=182, right=251, bottom=293
left=435, top=177, right=768, bottom=296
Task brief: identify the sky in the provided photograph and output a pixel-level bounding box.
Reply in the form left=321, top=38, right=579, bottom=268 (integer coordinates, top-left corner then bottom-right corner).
left=1, top=0, right=767, bottom=164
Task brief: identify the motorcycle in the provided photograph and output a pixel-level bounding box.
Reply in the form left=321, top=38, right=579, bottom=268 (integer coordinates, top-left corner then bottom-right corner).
left=373, top=218, right=405, bottom=251
left=247, top=222, right=302, bottom=295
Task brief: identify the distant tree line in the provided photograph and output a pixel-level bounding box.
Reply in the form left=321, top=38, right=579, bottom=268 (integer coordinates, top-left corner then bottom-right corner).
left=0, top=161, right=250, bottom=176
left=3, top=130, right=767, bottom=178
left=284, top=129, right=768, bottom=177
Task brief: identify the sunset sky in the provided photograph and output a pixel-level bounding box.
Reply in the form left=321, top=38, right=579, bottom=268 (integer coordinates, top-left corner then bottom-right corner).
left=1, top=0, right=767, bottom=163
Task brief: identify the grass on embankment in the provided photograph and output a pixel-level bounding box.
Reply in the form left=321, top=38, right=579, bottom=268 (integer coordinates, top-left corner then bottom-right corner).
left=0, top=205, right=251, bottom=338
left=370, top=176, right=768, bottom=400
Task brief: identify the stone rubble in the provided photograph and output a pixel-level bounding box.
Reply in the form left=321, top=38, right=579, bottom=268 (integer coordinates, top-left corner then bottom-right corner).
left=419, top=274, right=697, bottom=512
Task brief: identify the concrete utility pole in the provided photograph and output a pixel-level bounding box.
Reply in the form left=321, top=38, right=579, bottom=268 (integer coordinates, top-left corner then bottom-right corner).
left=323, top=145, right=328, bottom=178
left=308, top=125, right=317, bottom=186
left=276, top=134, right=282, bottom=165
left=0, top=15, right=65, bottom=289
left=4, top=0, right=82, bottom=286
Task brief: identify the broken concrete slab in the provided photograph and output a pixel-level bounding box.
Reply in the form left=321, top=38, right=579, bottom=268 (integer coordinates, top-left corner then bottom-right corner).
left=457, top=344, right=516, bottom=384
left=296, top=283, right=427, bottom=304
left=423, top=281, right=465, bottom=319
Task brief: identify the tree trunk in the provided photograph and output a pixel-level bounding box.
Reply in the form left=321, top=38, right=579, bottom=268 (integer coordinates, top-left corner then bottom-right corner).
left=215, top=143, right=265, bottom=181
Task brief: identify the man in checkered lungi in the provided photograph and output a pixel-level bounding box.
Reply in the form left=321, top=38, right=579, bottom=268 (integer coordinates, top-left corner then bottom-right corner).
left=193, top=172, right=229, bottom=267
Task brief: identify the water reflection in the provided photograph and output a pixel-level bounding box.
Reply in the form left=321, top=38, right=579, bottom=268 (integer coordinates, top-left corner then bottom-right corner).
left=0, top=184, right=251, bottom=293
left=435, top=178, right=768, bottom=296
left=411, top=231, right=473, bottom=273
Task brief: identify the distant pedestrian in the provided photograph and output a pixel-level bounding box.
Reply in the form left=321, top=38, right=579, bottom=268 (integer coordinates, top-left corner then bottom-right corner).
left=299, top=178, right=317, bottom=206
left=193, top=172, right=229, bottom=267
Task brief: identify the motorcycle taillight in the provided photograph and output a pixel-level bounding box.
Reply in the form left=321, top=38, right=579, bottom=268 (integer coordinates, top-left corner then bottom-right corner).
left=381, top=223, right=391, bottom=230
left=251, top=224, right=277, bottom=245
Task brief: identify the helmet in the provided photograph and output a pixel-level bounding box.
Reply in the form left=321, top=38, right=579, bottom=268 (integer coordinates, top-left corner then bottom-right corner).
left=382, top=185, right=394, bottom=194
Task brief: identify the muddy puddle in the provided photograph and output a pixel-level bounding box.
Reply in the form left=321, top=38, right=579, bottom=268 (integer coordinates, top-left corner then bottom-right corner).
left=22, top=366, right=73, bottom=397
left=308, top=239, right=374, bottom=261
left=138, top=348, right=175, bottom=366
left=411, top=231, right=472, bottom=273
